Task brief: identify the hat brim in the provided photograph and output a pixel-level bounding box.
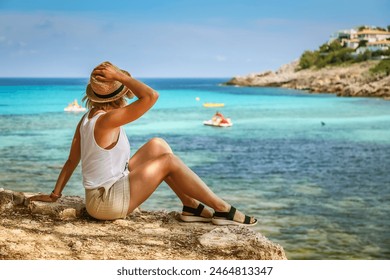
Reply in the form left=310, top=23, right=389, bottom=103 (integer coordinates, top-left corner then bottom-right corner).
left=86, top=84, right=134, bottom=103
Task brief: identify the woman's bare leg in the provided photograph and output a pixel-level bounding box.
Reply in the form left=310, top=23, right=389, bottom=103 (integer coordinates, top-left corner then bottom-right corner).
left=128, top=153, right=228, bottom=212
left=128, top=141, right=255, bottom=224
left=129, top=138, right=191, bottom=203
left=129, top=138, right=211, bottom=217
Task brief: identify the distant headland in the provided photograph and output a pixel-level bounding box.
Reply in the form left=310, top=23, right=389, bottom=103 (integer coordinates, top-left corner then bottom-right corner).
left=225, top=25, right=390, bottom=99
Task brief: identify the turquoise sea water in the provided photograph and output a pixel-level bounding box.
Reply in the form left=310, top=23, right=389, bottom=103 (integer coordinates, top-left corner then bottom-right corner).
left=0, top=78, right=389, bottom=260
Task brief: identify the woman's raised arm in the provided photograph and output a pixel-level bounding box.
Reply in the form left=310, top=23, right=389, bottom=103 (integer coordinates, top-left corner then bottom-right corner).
left=93, top=64, right=159, bottom=128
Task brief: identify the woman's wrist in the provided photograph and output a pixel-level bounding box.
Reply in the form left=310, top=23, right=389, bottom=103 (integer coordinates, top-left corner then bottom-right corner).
left=50, top=191, right=62, bottom=199
left=117, top=71, right=132, bottom=84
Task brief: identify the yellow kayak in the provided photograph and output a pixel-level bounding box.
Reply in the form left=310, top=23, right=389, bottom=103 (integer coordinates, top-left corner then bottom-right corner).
left=203, top=103, right=225, bottom=108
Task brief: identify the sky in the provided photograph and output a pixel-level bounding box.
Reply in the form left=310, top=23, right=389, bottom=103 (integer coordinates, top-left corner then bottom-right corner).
left=0, top=0, right=389, bottom=77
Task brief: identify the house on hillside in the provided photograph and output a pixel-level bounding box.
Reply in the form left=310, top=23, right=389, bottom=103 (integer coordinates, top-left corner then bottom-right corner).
left=343, top=39, right=360, bottom=49
left=356, top=40, right=390, bottom=55
left=356, top=29, right=390, bottom=43
left=328, top=29, right=361, bottom=49
left=328, top=29, right=357, bottom=43
left=329, top=27, right=390, bottom=47
left=329, top=26, right=390, bottom=56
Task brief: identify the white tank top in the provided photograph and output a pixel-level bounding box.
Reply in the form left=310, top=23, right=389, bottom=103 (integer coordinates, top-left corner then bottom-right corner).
left=80, top=111, right=130, bottom=191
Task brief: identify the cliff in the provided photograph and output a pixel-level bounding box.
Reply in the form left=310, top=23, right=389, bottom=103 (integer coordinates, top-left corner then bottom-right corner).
left=225, top=60, right=390, bottom=99
left=0, top=188, right=287, bottom=260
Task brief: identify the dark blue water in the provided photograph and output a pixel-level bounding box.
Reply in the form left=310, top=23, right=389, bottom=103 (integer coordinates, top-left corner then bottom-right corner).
left=1, top=78, right=389, bottom=259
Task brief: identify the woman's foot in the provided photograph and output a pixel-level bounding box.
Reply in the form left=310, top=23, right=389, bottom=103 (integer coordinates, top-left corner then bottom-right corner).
left=180, top=203, right=213, bottom=223
left=211, top=206, right=257, bottom=226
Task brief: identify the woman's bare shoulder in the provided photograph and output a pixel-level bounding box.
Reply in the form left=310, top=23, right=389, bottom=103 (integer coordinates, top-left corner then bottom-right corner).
left=88, top=108, right=106, bottom=119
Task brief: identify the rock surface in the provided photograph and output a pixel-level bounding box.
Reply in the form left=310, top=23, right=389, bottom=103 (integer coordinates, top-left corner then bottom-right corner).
left=225, top=60, right=390, bottom=99
left=0, top=189, right=287, bottom=260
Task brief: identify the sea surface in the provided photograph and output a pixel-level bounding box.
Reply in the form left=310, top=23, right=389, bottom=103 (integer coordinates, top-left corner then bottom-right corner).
left=0, top=77, right=389, bottom=260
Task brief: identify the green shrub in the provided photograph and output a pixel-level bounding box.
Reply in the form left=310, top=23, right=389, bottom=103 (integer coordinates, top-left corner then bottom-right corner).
left=328, top=41, right=344, bottom=52
left=372, top=49, right=390, bottom=57
left=370, top=59, right=390, bottom=76
left=299, top=50, right=319, bottom=69
left=299, top=43, right=355, bottom=69
left=355, top=50, right=372, bottom=62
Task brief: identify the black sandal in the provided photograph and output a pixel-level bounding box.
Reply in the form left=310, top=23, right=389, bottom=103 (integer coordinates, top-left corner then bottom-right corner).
left=180, top=203, right=212, bottom=223
left=212, top=206, right=258, bottom=226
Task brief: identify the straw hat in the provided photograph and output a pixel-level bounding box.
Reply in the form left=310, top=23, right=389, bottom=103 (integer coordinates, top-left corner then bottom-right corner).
left=85, top=62, right=134, bottom=103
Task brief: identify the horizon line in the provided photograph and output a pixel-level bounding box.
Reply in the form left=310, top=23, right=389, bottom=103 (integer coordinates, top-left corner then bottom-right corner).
left=0, top=76, right=231, bottom=79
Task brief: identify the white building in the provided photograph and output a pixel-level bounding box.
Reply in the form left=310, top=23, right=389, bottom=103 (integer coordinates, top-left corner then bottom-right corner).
left=328, top=29, right=357, bottom=44
left=356, top=40, right=390, bottom=54
left=329, top=27, right=390, bottom=54
left=356, top=29, right=390, bottom=43
left=343, top=39, right=360, bottom=49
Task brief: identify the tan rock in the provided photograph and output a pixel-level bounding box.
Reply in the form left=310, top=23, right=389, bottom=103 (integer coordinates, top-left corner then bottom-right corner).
left=59, top=208, right=77, bottom=220
left=28, top=196, right=84, bottom=218
left=198, top=227, right=238, bottom=248
left=0, top=189, right=287, bottom=260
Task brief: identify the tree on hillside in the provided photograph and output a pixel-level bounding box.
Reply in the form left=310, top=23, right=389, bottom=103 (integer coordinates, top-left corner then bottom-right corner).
left=370, top=59, right=390, bottom=76
left=387, top=25, right=390, bottom=32
left=299, top=50, right=318, bottom=69
left=328, top=40, right=343, bottom=52
left=355, top=50, right=372, bottom=62
left=318, top=41, right=342, bottom=54
left=319, top=43, right=329, bottom=53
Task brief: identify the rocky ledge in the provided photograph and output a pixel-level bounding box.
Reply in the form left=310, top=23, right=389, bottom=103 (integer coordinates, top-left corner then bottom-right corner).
left=225, top=60, right=390, bottom=99
left=0, top=188, right=286, bottom=260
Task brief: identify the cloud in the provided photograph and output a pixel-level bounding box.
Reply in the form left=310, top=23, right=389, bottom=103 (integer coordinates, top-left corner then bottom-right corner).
left=254, top=18, right=290, bottom=28
left=0, top=11, right=324, bottom=76
left=0, top=11, right=314, bottom=76
left=35, top=19, right=54, bottom=29
left=1, top=8, right=380, bottom=77
left=215, top=55, right=227, bottom=62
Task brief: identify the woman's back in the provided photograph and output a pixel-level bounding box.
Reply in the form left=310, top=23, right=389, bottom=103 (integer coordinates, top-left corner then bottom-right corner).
left=80, top=110, right=130, bottom=191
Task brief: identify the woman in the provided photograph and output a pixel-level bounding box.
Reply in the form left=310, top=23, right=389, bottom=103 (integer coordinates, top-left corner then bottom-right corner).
left=29, top=61, right=257, bottom=226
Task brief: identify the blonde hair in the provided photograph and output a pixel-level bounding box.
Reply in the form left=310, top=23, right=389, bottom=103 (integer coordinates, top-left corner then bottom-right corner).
left=82, top=94, right=127, bottom=110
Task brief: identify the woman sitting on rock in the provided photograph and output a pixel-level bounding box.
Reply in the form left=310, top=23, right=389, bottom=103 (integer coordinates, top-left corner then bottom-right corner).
left=29, top=61, right=257, bottom=226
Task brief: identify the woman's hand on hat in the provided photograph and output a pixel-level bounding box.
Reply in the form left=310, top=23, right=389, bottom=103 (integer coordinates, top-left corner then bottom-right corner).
left=93, top=64, right=125, bottom=83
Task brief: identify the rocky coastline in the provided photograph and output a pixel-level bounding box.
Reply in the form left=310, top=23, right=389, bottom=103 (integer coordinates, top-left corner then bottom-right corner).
left=225, top=60, right=390, bottom=99
left=0, top=188, right=287, bottom=260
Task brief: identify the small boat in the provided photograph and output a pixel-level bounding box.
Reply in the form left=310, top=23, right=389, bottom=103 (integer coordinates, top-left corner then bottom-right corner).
left=203, top=112, right=232, bottom=127
left=64, top=99, right=86, bottom=112
left=203, top=119, right=232, bottom=127
left=203, top=103, right=225, bottom=108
